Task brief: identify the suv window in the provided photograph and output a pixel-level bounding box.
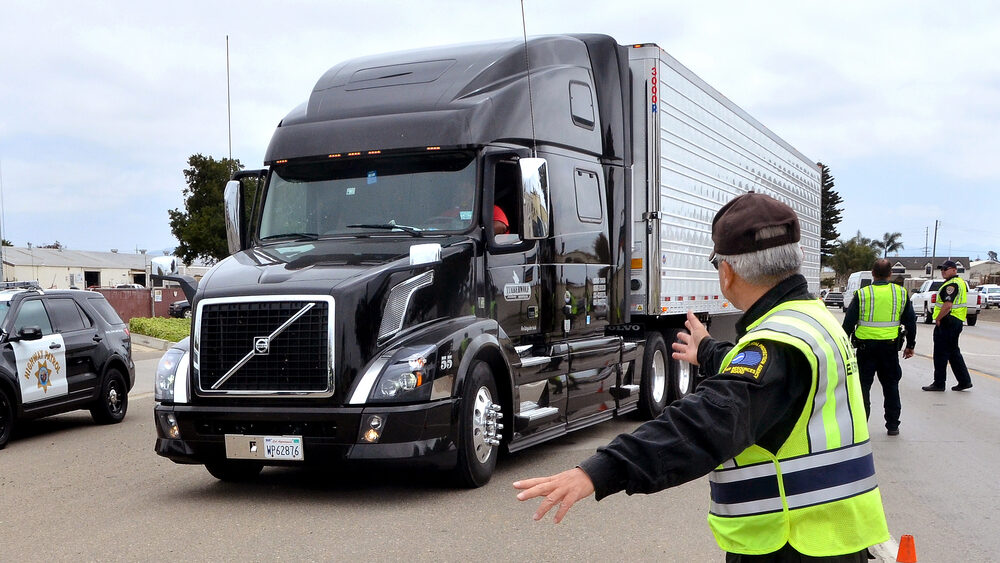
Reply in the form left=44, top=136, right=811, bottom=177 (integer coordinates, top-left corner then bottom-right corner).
left=87, top=297, right=125, bottom=325
left=46, top=298, right=92, bottom=332
left=13, top=299, right=54, bottom=335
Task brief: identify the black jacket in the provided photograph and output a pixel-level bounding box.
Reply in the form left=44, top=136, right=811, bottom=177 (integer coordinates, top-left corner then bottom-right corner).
left=578, top=274, right=816, bottom=500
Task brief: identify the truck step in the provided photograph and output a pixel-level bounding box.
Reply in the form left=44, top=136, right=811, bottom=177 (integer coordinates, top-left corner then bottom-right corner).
left=609, top=384, right=640, bottom=400
left=514, top=404, right=560, bottom=430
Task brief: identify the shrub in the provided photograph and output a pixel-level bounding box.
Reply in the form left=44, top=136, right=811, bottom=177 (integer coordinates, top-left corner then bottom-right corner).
left=128, top=317, right=191, bottom=342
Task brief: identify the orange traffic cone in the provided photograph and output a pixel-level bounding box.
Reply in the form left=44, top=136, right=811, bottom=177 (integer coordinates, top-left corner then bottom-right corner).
left=896, top=534, right=917, bottom=562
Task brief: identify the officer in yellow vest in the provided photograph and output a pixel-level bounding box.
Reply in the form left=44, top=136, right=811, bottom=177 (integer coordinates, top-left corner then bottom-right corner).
left=514, top=192, right=889, bottom=561
left=922, top=260, right=973, bottom=391
left=841, top=259, right=916, bottom=435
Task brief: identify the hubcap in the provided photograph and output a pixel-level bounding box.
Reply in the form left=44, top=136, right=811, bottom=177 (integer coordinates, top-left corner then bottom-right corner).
left=108, top=385, right=122, bottom=414
left=675, top=358, right=692, bottom=396
left=471, top=386, right=502, bottom=464
left=651, top=349, right=666, bottom=403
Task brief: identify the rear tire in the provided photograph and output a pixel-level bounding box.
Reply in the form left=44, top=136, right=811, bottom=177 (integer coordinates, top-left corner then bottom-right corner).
left=967, top=313, right=978, bottom=326
left=638, top=333, right=668, bottom=418
left=452, top=360, right=501, bottom=488
left=0, top=386, right=14, bottom=450
left=205, top=461, right=264, bottom=482
left=90, top=369, right=128, bottom=424
left=666, top=329, right=698, bottom=402
left=923, top=306, right=934, bottom=324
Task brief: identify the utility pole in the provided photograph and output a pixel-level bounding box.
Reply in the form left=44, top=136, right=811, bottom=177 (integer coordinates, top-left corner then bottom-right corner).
left=931, top=220, right=939, bottom=278
left=924, top=227, right=929, bottom=257
left=227, top=35, right=233, bottom=164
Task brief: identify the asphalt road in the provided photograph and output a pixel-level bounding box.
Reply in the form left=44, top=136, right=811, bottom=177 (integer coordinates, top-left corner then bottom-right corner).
left=1, top=316, right=998, bottom=562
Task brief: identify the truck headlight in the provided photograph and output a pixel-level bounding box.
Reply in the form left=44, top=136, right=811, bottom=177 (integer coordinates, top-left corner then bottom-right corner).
left=155, top=347, right=187, bottom=402
left=369, top=345, right=436, bottom=402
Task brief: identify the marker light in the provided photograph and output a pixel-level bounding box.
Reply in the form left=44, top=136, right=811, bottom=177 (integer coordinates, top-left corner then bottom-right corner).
left=275, top=159, right=288, bottom=164
left=348, top=152, right=361, bottom=157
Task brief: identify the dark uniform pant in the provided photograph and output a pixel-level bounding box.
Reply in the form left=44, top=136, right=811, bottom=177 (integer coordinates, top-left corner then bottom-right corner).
left=855, top=340, right=901, bottom=430
left=932, top=316, right=972, bottom=387
left=726, top=544, right=870, bottom=562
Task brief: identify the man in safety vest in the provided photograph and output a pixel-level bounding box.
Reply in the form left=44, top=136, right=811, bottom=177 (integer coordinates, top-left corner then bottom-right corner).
left=922, top=260, right=973, bottom=392
left=514, top=192, right=890, bottom=561
left=841, top=259, right=916, bottom=435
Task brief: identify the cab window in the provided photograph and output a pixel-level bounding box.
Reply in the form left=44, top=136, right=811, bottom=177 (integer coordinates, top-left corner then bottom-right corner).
left=46, top=298, right=92, bottom=332
left=13, top=300, right=54, bottom=336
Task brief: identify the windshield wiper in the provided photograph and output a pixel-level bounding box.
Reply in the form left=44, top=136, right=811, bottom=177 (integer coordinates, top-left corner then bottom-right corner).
left=346, top=223, right=424, bottom=237
left=260, top=232, right=320, bottom=242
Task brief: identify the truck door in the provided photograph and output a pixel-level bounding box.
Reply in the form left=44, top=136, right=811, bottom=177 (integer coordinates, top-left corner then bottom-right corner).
left=487, top=158, right=565, bottom=439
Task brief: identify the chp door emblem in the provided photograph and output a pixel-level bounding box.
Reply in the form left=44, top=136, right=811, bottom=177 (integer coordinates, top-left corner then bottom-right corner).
left=253, top=336, right=270, bottom=356
left=23, top=350, right=62, bottom=393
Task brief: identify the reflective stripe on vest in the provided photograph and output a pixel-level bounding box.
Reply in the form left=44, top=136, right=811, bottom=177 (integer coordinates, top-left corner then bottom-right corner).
left=752, top=308, right=854, bottom=449
left=855, top=283, right=906, bottom=340
left=933, top=277, right=968, bottom=321
left=709, top=441, right=877, bottom=517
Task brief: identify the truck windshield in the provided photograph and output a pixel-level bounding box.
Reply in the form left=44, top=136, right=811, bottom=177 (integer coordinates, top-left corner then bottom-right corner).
left=259, top=152, right=477, bottom=239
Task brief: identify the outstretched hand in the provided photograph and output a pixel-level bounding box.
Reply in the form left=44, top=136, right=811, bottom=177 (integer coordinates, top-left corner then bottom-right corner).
left=671, top=311, right=709, bottom=366
left=513, top=468, right=595, bottom=523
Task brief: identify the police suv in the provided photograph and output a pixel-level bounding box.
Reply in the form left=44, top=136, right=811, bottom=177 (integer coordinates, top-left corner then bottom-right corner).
left=0, top=286, right=135, bottom=449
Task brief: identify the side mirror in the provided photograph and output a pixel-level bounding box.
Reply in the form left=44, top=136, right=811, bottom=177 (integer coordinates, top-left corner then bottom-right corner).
left=15, top=326, right=44, bottom=342
left=224, top=180, right=245, bottom=255
left=519, top=158, right=550, bottom=240
left=151, top=256, right=179, bottom=277
left=150, top=255, right=198, bottom=302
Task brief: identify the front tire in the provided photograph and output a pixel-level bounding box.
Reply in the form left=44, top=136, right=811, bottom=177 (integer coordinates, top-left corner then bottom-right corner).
left=90, top=369, right=128, bottom=424
left=452, top=360, right=501, bottom=488
left=638, top=333, right=668, bottom=418
left=206, top=461, right=264, bottom=482
left=0, top=386, right=14, bottom=450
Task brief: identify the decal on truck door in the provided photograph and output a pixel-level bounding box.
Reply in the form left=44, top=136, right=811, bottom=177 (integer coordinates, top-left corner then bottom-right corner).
left=14, top=335, right=68, bottom=404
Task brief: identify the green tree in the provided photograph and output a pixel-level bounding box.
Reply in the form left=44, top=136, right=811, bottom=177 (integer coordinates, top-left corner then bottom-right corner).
left=829, top=231, right=879, bottom=284
left=168, top=154, right=242, bottom=265
left=818, top=162, right=843, bottom=267
left=873, top=231, right=904, bottom=258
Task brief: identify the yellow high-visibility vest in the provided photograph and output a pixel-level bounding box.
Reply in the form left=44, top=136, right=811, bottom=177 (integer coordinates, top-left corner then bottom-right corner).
left=707, top=299, right=889, bottom=556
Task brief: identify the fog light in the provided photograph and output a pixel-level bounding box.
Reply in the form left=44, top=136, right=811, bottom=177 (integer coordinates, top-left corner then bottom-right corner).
left=159, top=412, right=180, bottom=439
left=363, top=428, right=381, bottom=443
left=369, top=415, right=383, bottom=430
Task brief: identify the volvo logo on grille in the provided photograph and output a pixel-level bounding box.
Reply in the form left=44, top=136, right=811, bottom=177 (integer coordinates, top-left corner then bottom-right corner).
left=253, top=336, right=270, bottom=355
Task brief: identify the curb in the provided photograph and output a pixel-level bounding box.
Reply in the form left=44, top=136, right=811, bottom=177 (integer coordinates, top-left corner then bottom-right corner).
left=131, top=334, right=175, bottom=351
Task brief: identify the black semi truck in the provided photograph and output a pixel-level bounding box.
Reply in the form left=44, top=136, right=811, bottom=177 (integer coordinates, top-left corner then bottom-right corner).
left=153, top=34, right=821, bottom=486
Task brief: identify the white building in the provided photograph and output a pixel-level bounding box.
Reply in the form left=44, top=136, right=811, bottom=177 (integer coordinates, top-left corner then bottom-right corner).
left=1, top=247, right=208, bottom=289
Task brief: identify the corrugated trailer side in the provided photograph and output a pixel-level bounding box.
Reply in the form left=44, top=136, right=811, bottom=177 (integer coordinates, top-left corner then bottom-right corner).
left=627, top=44, right=821, bottom=320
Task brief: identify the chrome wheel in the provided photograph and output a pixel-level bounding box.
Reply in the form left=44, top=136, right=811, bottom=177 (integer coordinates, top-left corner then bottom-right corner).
left=471, top=386, right=502, bottom=464
left=651, top=349, right=666, bottom=404
left=107, top=384, right=123, bottom=417
left=674, top=357, right=692, bottom=396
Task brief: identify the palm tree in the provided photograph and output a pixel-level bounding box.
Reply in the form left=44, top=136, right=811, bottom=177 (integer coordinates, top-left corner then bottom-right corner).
left=873, top=232, right=904, bottom=258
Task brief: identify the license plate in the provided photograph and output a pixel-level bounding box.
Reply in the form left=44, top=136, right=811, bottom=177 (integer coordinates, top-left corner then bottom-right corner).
left=224, top=434, right=304, bottom=461
left=263, top=436, right=303, bottom=460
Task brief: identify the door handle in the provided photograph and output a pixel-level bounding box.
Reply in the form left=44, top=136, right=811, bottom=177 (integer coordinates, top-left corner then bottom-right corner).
left=49, top=343, right=62, bottom=350
left=93, top=335, right=103, bottom=342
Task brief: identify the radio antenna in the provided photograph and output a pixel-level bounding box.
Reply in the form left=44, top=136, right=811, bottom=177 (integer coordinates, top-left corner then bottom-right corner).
left=520, top=0, right=537, bottom=157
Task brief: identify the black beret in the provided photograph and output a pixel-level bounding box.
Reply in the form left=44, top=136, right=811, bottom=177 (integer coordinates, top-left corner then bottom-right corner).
left=711, top=192, right=800, bottom=255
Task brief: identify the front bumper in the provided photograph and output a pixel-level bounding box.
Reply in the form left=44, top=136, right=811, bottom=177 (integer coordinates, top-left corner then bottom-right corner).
left=154, top=399, right=459, bottom=469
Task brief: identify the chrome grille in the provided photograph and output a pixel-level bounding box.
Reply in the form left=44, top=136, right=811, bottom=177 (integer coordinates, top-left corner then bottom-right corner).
left=196, top=297, right=333, bottom=395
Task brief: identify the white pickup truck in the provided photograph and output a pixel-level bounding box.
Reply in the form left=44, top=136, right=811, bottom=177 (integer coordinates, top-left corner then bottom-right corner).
left=911, top=279, right=981, bottom=326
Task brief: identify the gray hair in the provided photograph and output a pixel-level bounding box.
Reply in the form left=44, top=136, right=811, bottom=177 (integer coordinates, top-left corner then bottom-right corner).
left=715, top=242, right=802, bottom=286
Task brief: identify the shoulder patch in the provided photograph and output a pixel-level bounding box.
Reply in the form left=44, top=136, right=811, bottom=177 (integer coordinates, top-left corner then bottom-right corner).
left=722, top=342, right=769, bottom=379
left=945, top=285, right=956, bottom=295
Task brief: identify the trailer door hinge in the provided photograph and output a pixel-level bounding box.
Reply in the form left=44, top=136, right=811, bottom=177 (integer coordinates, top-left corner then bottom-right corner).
left=642, top=211, right=660, bottom=221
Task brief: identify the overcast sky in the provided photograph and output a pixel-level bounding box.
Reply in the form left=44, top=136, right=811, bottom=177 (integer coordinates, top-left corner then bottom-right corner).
left=1, top=1, right=998, bottom=260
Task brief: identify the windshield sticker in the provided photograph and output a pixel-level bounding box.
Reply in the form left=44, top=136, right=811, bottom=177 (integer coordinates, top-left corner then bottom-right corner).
left=460, top=211, right=473, bottom=220
left=367, top=171, right=377, bottom=184
left=275, top=244, right=315, bottom=256
left=346, top=187, right=356, bottom=196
